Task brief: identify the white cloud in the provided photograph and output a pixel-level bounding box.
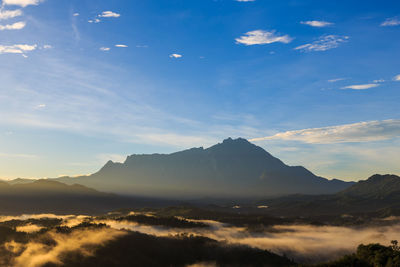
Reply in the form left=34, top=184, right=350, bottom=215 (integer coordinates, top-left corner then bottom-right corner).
left=341, top=83, right=379, bottom=90
left=373, top=79, right=385, bottom=83
left=72, top=13, right=79, bottom=17
left=0, top=44, right=36, bottom=54
left=328, top=78, right=347, bottom=83
left=42, top=44, right=52, bottom=49
left=99, top=47, right=110, bottom=51
left=295, top=35, right=349, bottom=52
left=2, top=0, right=42, bottom=7
left=394, top=74, right=400, bottom=81
left=115, top=44, right=128, bottom=48
left=235, top=0, right=255, bottom=2
left=0, top=21, right=25, bottom=30
left=250, top=119, right=400, bottom=144
left=98, top=11, right=120, bottom=18
left=169, top=53, right=182, bottom=58
left=235, top=30, right=292, bottom=45
left=0, top=9, right=22, bottom=20
left=381, top=17, right=400, bottom=26
left=88, top=19, right=100, bottom=23
left=301, top=20, right=333, bottom=27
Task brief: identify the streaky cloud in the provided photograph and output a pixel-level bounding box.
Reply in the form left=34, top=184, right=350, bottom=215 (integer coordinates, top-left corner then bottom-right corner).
left=341, top=83, right=379, bottom=90
left=295, top=35, right=348, bottom=52
left=250, top=119, right=400, bottom=144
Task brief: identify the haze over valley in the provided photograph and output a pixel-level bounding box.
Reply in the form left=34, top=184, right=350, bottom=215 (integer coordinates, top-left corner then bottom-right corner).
left=1, top=0, right=399, bottom=266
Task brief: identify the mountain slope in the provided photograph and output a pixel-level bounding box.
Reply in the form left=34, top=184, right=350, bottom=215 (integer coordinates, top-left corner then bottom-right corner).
left=258, top=174, right=400, bottom=217
left=56, top=138, right=352, bottom=197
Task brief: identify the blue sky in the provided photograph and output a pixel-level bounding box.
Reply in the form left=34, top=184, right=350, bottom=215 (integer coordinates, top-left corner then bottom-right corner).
left=0, top=0, right=399, bottom=181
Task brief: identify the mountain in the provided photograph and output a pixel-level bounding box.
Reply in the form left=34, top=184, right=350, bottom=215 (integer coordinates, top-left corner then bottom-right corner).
left=0, top=179, right=105, bottom=196
left=56, top=138, right=352, bottom=197
left=339, top=174, right=400, bottom=198
left=258, top=174, right=400, bottom=217
left=0, top=180, right=181, bottom=215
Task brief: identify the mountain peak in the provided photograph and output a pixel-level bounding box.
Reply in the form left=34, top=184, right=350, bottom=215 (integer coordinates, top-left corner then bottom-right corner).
left=222, top=137, right=250, bottom=144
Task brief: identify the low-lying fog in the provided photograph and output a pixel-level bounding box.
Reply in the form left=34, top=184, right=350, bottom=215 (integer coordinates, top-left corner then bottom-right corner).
left=1, top=213, right=399, bottom=266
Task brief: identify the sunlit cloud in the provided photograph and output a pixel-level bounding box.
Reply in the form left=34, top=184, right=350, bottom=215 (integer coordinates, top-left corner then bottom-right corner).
left=115, top=44, right=128, bottom=48
left=72, top=13, right=79, bottom=17
left=2, top=0, right=42, bottom=7
left=394, top=74, right=400, bottom=81
left=98, top=11, right=120, bottom=18
left=250, top=119, right=400, bottom=144
left=169, top=53, right=182, bottom=58
left=341, top=83, right=379, bottom=90
left=381, top=17, right=400, bottom=26
left=300, top=20, right=333, bottom=27
left=0, top=9, right=22, bottom=20
left=0, top=21, right=26, bottom=30
left=0, top=44, right=36, bottom=54
left=295, top=35, right=349, bottom=52
left=235, top=30, right=292, bottom=45
left=99, top=47, right=110, bottom=51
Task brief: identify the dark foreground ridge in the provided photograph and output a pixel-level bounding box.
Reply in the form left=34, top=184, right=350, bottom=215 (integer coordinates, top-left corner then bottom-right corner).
left=54, top=138, right=353, bottom=197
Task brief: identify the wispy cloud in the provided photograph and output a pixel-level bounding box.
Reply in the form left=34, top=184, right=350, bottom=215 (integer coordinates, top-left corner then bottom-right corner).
left=0, top=44, right=36, bottom=54
left=98, top=11, right=120, bottom=18
left=250, top=119, right=400, bottom=144
left=169, top=53, right=182, bottom=58
left=235, top=30, right=292, bottom=46
left=295, top=35, right=349, bottom=52
left=2, top=0, right=42, bottom=7
left=0, top=152, right=37, bottom=159
left=381, top=17, right=400, bottom=26
left=328, top=78, right=347, bottom=83
left=235, top=0, right=255, bottom=2
left=115, top=44, right=128, bottom=48
left=0, top=9, right=22, bottom=20
left=300, top=20, right=333, bottom=27
left=72, top=13, right=79, bottom=17
left=341, top=83, right=379, bottom=90
left=394, top=74, right=400, bottom=81
left=99, top=47, right=110, bottom=51
left=0, top=21, right=25, bottom=30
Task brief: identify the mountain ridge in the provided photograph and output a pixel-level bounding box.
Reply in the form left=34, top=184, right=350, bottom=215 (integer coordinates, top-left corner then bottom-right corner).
left=55, top=138, right=353, bottom=197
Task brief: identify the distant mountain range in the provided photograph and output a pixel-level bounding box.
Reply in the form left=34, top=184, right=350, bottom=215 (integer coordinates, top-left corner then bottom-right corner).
left=0, top=179, right=180, bottom=215
left=54, top=138, right=353, bottom=197
left=259, top=174, right=400, bottom=217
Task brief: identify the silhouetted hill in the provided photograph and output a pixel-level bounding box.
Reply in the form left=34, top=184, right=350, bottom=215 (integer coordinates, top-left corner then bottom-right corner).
left=258, top=174, right=400, bottom=217
left=0, top=179, right=105, bottom=196
left=56, top=138, right=352, bottom=197
left=0, top=180, right=182, bottom=215
left=339, top=174, right=400, bottom=198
